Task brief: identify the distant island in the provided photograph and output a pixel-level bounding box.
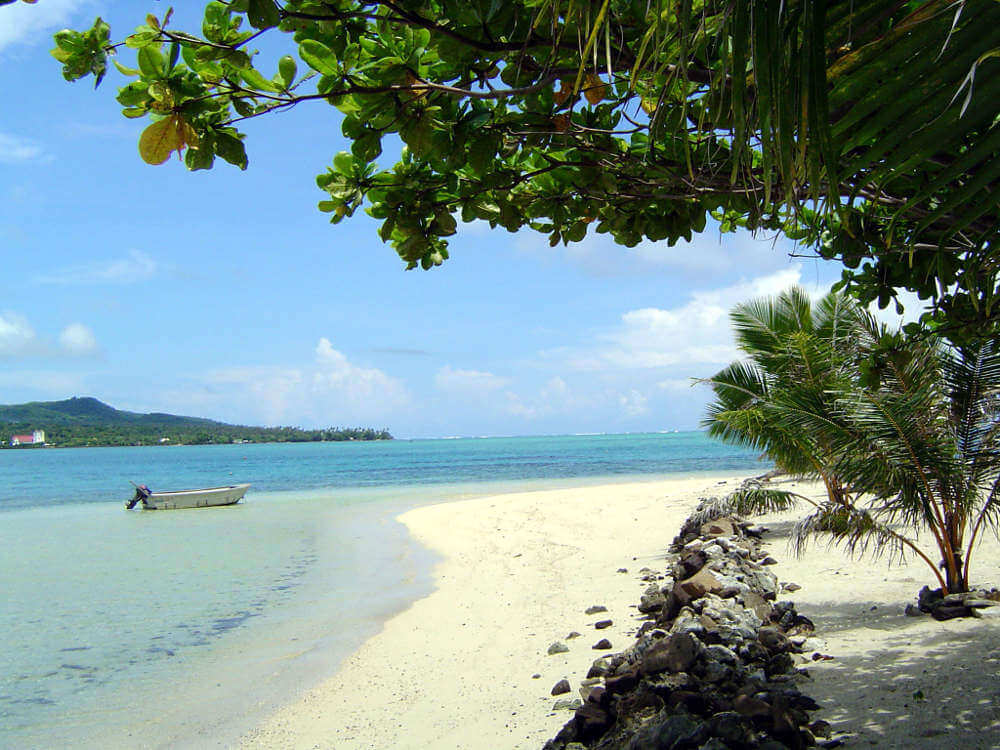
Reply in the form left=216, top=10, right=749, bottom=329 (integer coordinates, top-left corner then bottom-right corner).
left=0, top=397, right=392, bottom=448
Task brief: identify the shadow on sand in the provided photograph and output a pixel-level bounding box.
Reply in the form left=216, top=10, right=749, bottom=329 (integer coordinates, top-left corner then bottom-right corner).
left=760, top=519, right=1000, bottom=748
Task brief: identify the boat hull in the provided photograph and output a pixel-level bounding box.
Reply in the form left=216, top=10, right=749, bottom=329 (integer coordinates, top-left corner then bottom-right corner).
left=140, top=483, right=250, bottom=510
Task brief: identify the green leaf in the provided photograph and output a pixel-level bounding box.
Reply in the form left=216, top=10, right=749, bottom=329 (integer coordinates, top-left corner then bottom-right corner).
left=433, top=211, right=457, bottom=235
left=464, top=111, right=491, bottom=130
left=352, top=131, right=382, bottom=163
left=299, top=40, right=339, bottom=76
left=185, top=139, right=216, bottom=171
left=53, top=30, right=85, bottom=53
left=116, top=81, right=150, bottom=106
left=204, top=2, right=231, bottom=33
left=147, top=80, right=170, bottom=100
left=467, top=137, right=495, bottom=175
left=341, top=115, right=364, bottom=139
left=113, top=59, right=141, bottom=76
left=232, top=98, right=255, bottom=117
left=137, top=45, right=166, bottom=77
left=247, top=0, right=281, bottom=30
left=564, top=220, right=587, bottom=243
left=50, top=47, right=73, bottom=64
left=213, top=131, right=248, bottom=169
left=125, top=31, right=159, bottom=49
left=224, top=50, right=252, bottom=70
left=241, top=66, right=280, bottom=93
left=332, top=151, right=354, bottom=175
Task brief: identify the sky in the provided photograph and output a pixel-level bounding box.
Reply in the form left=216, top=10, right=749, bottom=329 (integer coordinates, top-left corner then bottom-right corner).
left=0, top=2, right=914, bottom=438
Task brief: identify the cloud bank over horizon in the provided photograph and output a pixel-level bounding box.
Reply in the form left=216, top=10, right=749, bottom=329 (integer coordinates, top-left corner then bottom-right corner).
left=127, top=266, right=837, bottom=435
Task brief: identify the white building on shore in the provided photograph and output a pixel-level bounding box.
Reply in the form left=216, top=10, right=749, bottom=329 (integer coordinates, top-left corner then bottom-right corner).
left=10, top=430, right=45, bottom=447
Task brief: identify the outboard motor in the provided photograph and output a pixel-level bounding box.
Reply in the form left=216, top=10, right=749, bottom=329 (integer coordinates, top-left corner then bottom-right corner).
left=125, top=484, right=151, bottom=510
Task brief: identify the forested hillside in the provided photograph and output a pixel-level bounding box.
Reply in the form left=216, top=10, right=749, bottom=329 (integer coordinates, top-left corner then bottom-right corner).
left=0, top=397, right=391, bottom=447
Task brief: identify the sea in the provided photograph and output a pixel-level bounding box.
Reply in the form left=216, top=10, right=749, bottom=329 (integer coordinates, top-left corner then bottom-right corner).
left=0, top=432, right=765, bottom=749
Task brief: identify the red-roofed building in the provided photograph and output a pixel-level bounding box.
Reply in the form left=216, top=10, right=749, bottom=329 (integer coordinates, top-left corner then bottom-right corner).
left=10, top=430, right=45, bottom=447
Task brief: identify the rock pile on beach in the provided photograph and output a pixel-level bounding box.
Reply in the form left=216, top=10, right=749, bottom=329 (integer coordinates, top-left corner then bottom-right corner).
left=910, top=584, right=1000, bottom=620
left=542, top=499, right=826, bottom=750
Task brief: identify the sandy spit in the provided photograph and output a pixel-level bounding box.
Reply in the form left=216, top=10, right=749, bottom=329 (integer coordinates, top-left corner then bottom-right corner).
left=240, top=475, right=1000, bottom=750
left=238, top=475, right=738, bottom=749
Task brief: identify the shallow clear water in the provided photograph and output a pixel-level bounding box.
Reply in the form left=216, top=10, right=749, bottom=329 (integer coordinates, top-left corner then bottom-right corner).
left=0, top=433, right=764, bottom=748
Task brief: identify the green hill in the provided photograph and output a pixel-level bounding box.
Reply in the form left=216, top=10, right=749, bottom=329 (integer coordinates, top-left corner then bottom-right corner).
left=0, top=397, right=218, bottom=426
left=0, top=397, right=392, bottom=447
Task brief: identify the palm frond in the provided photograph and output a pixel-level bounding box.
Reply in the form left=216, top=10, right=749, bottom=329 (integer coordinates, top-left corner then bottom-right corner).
left=724, top=485, right=806, bottom=516
left=730, top=286, right=814, bottom=359
left=966, top=475, right=1000, bottom=559
left=792, top=503, right=908, bottom=565
left=943, top=339, right=1000, bottom=475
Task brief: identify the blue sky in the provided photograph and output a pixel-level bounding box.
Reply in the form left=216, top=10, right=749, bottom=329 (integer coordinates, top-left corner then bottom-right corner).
left=1, top=2, right=887, bottom=438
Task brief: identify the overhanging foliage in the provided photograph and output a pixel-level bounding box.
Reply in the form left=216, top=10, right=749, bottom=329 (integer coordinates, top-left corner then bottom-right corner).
left=52, top=1, right=1000, bottom=339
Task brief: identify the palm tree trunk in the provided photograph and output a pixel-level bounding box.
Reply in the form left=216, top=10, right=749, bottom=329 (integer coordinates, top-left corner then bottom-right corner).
left=943, top=510, right=968, bottom=593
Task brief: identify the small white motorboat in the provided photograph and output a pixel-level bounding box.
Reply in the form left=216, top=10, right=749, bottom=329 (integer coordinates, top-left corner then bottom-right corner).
left=125, top=482, right=250, bottom=510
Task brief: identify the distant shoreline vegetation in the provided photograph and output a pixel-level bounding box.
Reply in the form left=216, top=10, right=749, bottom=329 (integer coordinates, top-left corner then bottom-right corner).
left=1, top=425, right=393, bottom=448
left=0, top=397, right=392, bottom=448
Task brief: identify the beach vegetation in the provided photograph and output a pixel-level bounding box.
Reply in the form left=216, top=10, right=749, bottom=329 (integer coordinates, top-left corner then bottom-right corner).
left=703, top=287, right=1000, bottom=595
left=49, top=1, right=1000, bottom=343
left=0, top=397, right=393, bottom=447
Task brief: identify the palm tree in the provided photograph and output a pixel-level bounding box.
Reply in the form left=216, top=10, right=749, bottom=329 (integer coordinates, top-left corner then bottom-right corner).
left=703, top=288, right=1000, bottom=594
left=702, top=286, right=865, bottom=506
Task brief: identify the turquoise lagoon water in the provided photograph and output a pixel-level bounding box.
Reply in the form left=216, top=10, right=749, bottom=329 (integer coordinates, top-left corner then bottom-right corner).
left=0, top=433, right=764, bottom=748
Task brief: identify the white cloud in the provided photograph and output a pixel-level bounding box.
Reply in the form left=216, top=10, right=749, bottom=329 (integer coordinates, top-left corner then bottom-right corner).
left=501, top=377, right=576, bottom=420
left=412, top=269, right=821, bottom=429
left=58, top=323, right=98, bottom=355
left=36, top=250, right=158, bottom=284
left=554, top=267, right=806, bottom=372
left=312, top=338, right=408, bottom=410
left=435, top=366, right=511, bottom=395
left=0, top=313, right=37, bottom=356
left=0, top=312, right=98, bottom=358
left=0, top=132, right=49, bottom=163
left=541, top=376, right=570, bottom=402
left=203, top=366, right=306, bottom=425
left=618, top=389, right=649, bottom=416
left=485, top=376, right=647, bottom=424
left=503, top=391, right=537, bottom=419
left=197, top=340, right=409, bottom=427
left=0, top=0, right=91, bottom=53
left=501, top=380, right=661, bottom=425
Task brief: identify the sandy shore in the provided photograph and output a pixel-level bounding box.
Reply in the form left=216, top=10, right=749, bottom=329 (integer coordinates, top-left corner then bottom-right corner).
left=239, top=475, right=737, bottom=749
left=240, top=475, right=1000, bottom=750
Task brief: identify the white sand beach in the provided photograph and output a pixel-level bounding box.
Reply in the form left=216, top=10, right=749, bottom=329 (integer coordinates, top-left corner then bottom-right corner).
left=240, top=475, right=1000, bottom=750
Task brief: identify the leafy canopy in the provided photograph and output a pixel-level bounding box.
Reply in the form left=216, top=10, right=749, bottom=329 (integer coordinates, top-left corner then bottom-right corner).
left=53, top=1, right=1000, bottom=339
